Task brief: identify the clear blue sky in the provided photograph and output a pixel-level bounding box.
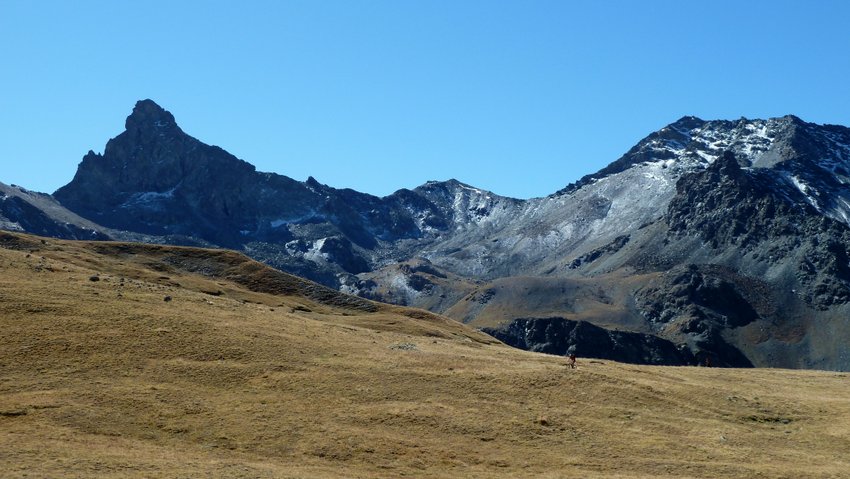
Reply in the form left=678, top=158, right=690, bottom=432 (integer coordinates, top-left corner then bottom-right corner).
left=2, top=1, right=850, bottom=199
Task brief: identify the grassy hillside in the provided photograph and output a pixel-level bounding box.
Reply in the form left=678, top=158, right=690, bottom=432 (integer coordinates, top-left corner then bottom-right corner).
left=1, top=232, right=848, bottom=478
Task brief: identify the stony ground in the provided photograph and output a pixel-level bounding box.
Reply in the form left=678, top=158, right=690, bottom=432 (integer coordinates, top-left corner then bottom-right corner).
left=1, top=232, right=849, bottom=478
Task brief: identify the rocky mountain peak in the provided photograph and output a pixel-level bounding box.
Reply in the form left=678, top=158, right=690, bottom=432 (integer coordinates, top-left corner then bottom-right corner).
left=418, top=179, right=466, bottom=191
left=54, top=100, right=266, bottom=243
left=779, top=114, right=805, bottom=125
left=670, top=115, right=706, bottom=130
left=124, top=99, right=179, bottom=133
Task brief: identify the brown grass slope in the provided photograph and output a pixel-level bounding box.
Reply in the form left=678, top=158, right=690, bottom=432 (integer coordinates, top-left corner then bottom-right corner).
left=1, top=231, right=849, bottom=478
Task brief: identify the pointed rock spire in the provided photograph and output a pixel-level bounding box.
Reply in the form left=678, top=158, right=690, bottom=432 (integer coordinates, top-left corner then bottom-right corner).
left=125, top=99, right=178, bottom=132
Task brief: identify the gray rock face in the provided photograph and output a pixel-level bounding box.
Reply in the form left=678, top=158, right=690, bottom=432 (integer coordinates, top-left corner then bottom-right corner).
left=9, top=100, right=850, bottom=369
left=665, top=151, right=850, bottom=310
left=634, top=264, right=764, bottom=368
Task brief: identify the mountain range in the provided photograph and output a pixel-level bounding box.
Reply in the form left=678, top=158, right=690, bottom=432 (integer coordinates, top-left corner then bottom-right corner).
left=5, top=99, right=850, bottom=369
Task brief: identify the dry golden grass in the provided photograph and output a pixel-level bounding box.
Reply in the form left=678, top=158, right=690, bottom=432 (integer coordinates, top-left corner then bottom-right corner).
left=1, top=232, right=849, bottom=478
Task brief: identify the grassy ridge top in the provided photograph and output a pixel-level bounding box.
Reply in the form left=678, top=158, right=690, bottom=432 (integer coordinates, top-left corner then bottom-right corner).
left=1, top=232, right=848, bottom=478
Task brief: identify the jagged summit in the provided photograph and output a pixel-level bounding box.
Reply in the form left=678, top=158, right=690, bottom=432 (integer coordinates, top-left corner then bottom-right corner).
left=54, top=100, right=266, bottom=244
left=554, top=114, right=846, bottom=197
left=670, top=115, right=705, bottom=129
left=125, top=99, right=179, bottom=133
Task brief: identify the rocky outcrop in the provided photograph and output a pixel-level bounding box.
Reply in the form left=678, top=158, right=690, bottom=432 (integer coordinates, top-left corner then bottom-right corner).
left=483, top=317, right=696, bottom=366
left=568, top=235, right=630, bottom=269
left=665, top=151, right=850, bottom=310
left=634, top=264, right=765, bottom=367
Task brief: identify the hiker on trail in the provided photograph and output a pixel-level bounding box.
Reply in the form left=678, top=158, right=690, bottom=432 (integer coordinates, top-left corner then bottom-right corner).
left=567, top=353, right=577, bottom=369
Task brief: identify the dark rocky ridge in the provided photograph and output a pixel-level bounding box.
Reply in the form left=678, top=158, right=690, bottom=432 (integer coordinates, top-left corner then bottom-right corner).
left=483, top=317, right=697, bottom=366
left=55, top=100, right=319, bottom=246
left=8, top=100, right=850, bottom=369
left=665, top=151, right=850, bottom=310
left=634, top=264, right=765, bottom=368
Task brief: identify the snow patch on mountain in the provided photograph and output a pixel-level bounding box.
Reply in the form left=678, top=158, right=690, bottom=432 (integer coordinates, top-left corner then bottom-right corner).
left=787, top=175, right=819, bottom=210
left=269, top=211, right=324, bottom=228
left=121, top=187, right=177, bottom=209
